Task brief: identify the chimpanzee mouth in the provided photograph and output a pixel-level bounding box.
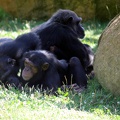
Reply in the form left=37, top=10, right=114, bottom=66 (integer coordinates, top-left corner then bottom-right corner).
left=22, top=74, right=31, bottom=81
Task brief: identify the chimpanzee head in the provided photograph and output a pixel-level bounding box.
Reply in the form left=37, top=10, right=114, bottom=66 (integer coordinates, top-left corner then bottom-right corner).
left=5, top=75, right=20, bottom=87
left=50, top=9, right=85, bottom=39
left=0, top=55, right=19, bottom=87
left=21, top=51, right=50, bottom=82
left=0, top=56, right=16, bottom=80
left=20, top=50, right=61, bottom=93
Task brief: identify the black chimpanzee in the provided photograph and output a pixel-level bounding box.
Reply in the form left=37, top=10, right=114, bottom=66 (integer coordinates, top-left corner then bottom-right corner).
left=0, top=32, right=41, bottom=63
left=31, top=9, right=94, bottom=81
left=50, top=44, right=94, bottom=76
left=0, top=32, right=41, bottom=86
left=20, top=50, right=88, bottom=93
left=0, top=55, right=20, bottom=87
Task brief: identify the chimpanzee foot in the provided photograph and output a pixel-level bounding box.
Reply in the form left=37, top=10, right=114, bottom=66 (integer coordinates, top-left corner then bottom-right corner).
left=70, top=83, right=86, bottom=94
left=61, top=83, right=86, bottom=94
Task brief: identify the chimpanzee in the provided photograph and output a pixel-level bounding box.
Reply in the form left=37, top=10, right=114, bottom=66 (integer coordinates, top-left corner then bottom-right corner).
left=20, top=50, right=88, bottom=93
left=0, top=32, right=41, bottom=86
left=0, top=55, right=20, bottom=87
left=50, top=44, right=94, bottom=77
left=31, top=9, right=94, bottom=77
left=0, top=32, right=41, bottom=63
left=83, top=44, right=94, bottom=77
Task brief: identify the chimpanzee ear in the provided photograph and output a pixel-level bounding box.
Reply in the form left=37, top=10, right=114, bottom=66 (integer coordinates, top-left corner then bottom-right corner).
left=67, top=16, right=73, bottom=23
left=42, top=62, right=49, bottom=71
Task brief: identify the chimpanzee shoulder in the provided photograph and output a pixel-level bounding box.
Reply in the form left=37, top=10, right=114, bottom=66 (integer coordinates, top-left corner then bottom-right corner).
left=0, top=32, right=41, bottom=60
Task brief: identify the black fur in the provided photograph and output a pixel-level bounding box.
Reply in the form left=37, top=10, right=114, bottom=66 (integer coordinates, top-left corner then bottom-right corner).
left=0, top=32, right=41, bottom=86
left=20, top=50, right=88, bottom=92
left=32, top=9, right=93, bottom=73
left=0, top=32, right=41, bottom=62
left=0, top=55, right=19, bottom=87
left=20, top=50, right=67, bottom=92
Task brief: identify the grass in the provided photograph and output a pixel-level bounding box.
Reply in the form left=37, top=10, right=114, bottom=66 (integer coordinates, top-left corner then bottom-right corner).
left=0, top=16, right=120, bottom=120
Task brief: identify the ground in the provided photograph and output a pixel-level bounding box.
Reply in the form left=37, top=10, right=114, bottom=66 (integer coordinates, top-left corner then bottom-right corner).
left=0, top=18, right=120, bottom=120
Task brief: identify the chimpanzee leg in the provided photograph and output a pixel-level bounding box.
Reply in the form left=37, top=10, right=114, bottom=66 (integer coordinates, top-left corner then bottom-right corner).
left=68, top=57, right=88, bottom=88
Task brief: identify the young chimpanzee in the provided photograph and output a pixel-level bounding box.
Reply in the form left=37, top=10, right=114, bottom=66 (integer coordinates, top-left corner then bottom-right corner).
left=0, top=33, right=41, bottom=86
left=31, top=9, right=94, bottom=76
left=20, top=50, right=88, bottom=93
left=20, top=50, right=67, bottom=92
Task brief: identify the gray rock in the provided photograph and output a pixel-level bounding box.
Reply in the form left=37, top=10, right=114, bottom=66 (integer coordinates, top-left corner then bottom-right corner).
left=94, top=14, right=120, bottom=96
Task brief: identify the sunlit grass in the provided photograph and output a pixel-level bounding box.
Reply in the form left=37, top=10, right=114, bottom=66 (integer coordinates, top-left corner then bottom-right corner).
left=0, top=81, right=119, bottom=120
left=82, top=21, right=108, bottom=52
left=0, top=18, right=120, bottom=120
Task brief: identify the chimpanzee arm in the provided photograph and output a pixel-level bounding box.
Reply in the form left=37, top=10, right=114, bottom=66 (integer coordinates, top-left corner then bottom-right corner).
left=67, top=57, right=88, bottom=88
left=67, top=42, right=90, bottom=70
left=50, top=46, right=69, bottom=60
left=55, top=59, right=68, bottom=74
left=44, top=68, right=61, bottom=92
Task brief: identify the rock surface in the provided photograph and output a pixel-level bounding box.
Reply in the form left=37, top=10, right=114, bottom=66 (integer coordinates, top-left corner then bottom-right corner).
left=94, top=14, right=120, bottom=96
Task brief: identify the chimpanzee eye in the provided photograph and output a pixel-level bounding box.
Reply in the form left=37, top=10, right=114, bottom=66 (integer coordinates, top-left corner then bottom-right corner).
left=24, top=61, right=28, bottom=66
left=31, top=66, right=38, bottom=73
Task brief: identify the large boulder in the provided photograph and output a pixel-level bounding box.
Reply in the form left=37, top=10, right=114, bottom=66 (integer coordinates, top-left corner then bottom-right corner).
left=94, top=14, right=120, bottom=96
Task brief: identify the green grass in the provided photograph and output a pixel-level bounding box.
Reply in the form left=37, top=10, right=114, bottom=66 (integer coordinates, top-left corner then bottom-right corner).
left=0, top=18, right=120, bottom=120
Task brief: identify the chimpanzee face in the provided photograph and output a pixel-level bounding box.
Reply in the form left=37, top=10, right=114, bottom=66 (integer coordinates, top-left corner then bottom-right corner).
left=71, top=17, right=85, bottom=39
left=66, top=12, right=85, bottom=39
left=52, top=9, right=85, bottom=39
left=22, top=58, right=38, bottom=81
left=21, top=52, right=49, bottom=81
